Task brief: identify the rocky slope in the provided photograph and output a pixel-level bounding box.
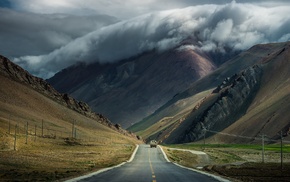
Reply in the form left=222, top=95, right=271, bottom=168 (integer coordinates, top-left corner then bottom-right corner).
left=164, top=65, right=263, bottom=143
left=129, top=42, right=284, bottom=133
left=136, top=41, right=290, bottom=144
left=0, top=55, right=132, bottom=135
left=48, top=47, right=218, bottom=128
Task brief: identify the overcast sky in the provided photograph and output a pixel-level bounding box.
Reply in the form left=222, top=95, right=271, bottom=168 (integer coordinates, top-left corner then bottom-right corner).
left=1, top=0, right=290, bottom=78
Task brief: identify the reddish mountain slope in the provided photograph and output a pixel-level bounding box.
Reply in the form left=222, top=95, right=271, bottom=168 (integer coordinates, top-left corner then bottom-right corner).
left=48, top=48, right=217, bottom=128
left=134, top=42, right=290, bottom=144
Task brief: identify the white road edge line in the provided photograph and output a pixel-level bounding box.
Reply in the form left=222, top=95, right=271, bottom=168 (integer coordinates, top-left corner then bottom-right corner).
left=158, top=146, right=231, bottom=182
left=65, top=144, right=139, bottom=182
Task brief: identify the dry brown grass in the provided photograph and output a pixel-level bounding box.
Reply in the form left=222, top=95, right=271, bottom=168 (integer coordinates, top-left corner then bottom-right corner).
left=0, top=134, right=136, bottom=181
left=162, top=145, right=290, bottom=182
left=0, top=75, right=141, bottom=181
left=162, top=147, right=200, bottom=168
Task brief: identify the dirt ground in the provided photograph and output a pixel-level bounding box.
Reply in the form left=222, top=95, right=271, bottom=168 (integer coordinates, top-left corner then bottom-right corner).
left=204, top=162, right=290, bottom=182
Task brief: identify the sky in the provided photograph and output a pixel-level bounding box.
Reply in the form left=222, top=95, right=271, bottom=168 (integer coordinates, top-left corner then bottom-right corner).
left=1, top=0, right=290, bottom=78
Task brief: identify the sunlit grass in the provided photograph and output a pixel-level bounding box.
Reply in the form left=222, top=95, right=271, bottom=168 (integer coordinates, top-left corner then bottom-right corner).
left=164, top=143, right=290, bottom=153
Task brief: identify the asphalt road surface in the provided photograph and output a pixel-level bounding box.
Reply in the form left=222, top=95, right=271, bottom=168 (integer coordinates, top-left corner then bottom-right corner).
left=77, top=145, right=224, bottom=182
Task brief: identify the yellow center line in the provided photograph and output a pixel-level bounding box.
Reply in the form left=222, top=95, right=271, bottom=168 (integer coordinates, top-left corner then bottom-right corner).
left=148, top=148, right=157, bottom=182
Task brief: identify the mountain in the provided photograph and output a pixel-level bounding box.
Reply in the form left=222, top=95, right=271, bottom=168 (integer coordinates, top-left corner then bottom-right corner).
left=130, top=41, right=290, bottom=144
left=0, top=55, right=134, bottom=136
left=48, top=46, right=223, bottom=128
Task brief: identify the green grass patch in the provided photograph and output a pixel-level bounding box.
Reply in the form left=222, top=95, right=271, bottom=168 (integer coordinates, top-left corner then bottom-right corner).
left=164, top=143, right=290, bottom=153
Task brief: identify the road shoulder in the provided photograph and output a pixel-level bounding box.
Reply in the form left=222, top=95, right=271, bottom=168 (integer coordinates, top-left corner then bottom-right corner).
left=159, top=146, right=231, bottom=182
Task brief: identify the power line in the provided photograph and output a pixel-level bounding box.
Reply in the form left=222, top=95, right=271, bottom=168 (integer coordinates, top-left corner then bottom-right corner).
left=205, top=129, right=290, bottom=143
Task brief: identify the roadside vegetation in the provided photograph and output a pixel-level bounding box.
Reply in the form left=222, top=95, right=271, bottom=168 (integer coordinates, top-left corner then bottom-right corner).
left=0, top=124, right=138, bottom=181
left=163, top=143, right=290, bottom=181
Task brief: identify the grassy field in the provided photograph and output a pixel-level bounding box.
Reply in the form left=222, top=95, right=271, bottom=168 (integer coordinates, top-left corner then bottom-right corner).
left=0, top=125, right=138, bottom=181
left=166, top=143, right=290, bottom=152
left=163, top=143, right=290, bottom=181
left=0, top=74, right=141, bottom=181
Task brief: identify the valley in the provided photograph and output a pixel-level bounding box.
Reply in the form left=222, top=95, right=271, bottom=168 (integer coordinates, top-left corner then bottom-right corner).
left=1, top=1, right=290, bottom=181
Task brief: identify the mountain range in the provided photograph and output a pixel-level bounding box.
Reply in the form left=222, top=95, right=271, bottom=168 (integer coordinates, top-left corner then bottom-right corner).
left=48, top=43, right=238, bottom=128
left=130, top=41, right=290, bottom=144
left=48, top=40, right=290, bottom=144
left=4, top=37, right=289, bottom=145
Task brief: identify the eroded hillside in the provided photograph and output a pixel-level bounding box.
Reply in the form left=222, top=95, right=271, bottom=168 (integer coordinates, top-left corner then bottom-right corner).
left=139, top=41, right=290, bottom=144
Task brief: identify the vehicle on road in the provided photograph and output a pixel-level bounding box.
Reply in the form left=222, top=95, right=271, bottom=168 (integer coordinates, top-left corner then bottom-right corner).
left=150, top=140, right=158, bottom=148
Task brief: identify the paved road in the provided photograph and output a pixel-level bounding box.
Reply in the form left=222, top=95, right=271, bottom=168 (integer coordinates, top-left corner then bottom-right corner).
left=77, top=145, right=223, bottom=182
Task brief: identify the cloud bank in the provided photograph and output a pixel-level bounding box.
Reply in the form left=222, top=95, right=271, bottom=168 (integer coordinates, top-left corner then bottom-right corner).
left=0, top=8, right=119, bottom=58
left=13, top=2, right=290, bottom=78
left=7, top=0, right=231, bottom=19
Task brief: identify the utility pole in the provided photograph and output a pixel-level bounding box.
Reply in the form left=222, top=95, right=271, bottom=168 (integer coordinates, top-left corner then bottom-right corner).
left=203, top=128, right=207, bottom=150
left=280, top=131, right=283, bottom=170
left=262, top=134, right=265, bottom=163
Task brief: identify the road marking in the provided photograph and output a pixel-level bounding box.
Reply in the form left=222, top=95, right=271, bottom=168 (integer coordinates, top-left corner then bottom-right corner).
left=148, top=149, right=157, bottom=182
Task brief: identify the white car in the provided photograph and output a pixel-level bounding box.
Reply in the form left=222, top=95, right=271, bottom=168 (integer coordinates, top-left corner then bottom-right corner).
left=150, top=140, right=158, bottom=148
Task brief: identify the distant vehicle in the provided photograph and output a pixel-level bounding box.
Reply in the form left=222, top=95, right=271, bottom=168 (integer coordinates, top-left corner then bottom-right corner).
left=150, top=140, right=158, bottom=148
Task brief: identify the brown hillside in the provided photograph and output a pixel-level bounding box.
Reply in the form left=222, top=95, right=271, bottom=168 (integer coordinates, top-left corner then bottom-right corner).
left=0, top=55, right=140, bottom=181
left=137, top=41, right=290, bottom=144
left=213, top=42, right=290, bottom=143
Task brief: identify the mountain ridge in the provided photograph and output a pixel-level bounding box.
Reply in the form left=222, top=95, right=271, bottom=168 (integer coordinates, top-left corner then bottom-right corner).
left=128, top=42, right=284, bottom=133
left=48, top=47, right=219, bottom=128
left=0, top=55, right=133, bottom=135
left=132, top=41, right=290, bottom=144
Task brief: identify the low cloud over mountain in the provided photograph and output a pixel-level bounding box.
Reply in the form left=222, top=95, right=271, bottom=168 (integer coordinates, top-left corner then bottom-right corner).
left=0, top=8, right=119, bottom=58
left=5, top=1, right=290, bottom=78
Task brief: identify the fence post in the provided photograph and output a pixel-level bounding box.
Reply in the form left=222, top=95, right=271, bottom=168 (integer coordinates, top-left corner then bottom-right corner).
left=25, top=122, right=28, bottom=144
left=17, top=121, right=20, bottom=134
left=72, top=120, right=75, bottom=138
left=34, top=125, right=37, bottom=141
left=14, top=124, right=17, bottom=150
left=9, top=121, right=11, bottom=134
left=74, top=128, right=77, bottom=139
left=8, top=115, right=11, bottom=134
left=42, top=120, right=44, bottom=137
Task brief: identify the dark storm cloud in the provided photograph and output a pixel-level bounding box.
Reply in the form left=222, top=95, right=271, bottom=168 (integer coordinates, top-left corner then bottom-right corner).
left=12, top=1, right=290, bottom=78
left=6, top=0, right=290, bottom=19
left=0, top=8, right=119, bottom=57
left=0, top=0, right=12, bottom=8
